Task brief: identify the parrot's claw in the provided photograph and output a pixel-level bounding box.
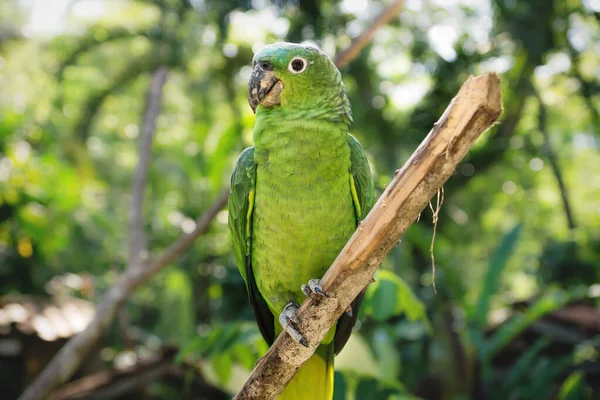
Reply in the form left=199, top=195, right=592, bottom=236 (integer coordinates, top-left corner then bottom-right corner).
left=301, top=279, right=329, bottom=299
left=279, top=302, right=308, bottom=347
left=345, top=305, right=353, bottom=317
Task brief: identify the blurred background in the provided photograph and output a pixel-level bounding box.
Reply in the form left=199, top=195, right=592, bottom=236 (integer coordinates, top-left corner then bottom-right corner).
left=1, top=0, right=599, bottom=399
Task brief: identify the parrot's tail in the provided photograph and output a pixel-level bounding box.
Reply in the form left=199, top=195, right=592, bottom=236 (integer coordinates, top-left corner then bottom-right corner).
left=278, top=342, right=334, bottom=400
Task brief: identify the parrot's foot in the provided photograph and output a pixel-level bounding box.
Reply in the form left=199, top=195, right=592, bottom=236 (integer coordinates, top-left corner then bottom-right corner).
left=301, top=279, right=329, bottom=299
left=301, top=279, right=353, bottom=316
left=279, top=302, right=308, bottom=347
left=345, top=304, right=353, bottom=317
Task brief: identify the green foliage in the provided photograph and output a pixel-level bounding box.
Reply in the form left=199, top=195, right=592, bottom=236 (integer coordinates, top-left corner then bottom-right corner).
left=362, top=269, right=431, bottom=330
left=558, top=372, right=589, bottom=400
left=156, top=268, right=195, bottom=343
left=502, top=337, right=551, bottom=387
left=1, top=0, right=599, bottom=398
left=177, top=322, right=267, bottom=387
left=471, top=224, right=522, bottom=328
left=483, top=286, right=587, bottom=361
left=501, top=355, right=573, bottom=400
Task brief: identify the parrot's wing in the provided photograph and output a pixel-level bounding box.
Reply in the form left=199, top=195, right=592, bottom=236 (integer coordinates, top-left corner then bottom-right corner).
left=348, top=134, right=376, bottom=220
left=228, top=147, right=256, bottom=283
left=228, top=147, right=275, bottom=343
left=333, top=134, right=376, bottom=355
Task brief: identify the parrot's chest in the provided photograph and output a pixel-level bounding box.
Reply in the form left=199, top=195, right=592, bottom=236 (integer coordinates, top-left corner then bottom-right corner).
left=251, top=155, right=356, bottom=315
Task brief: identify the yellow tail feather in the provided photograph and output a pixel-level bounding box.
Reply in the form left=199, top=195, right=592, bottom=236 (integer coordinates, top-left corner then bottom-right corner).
left=278, top=343, right=335, bottom=400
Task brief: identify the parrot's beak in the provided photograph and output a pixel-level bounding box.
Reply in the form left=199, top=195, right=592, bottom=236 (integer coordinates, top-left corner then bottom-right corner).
left=248, top=65, right=283, bottom=113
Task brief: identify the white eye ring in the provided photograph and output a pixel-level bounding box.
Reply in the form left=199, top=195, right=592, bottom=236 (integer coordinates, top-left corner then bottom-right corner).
left=288, top=57, right=307, bottom=74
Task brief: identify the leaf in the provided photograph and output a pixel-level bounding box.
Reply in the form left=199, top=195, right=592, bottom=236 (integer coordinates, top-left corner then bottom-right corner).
left=362, top=269, right=430, bottom=329
left=355, top=377, right=416, bottom=400
left=557, top=372, right=586, bottom=400
left=205, top=324, right=240, bottom=357
left=388, top=395, right=423, bottom=400
left=177, top=322, right=265, bottom=373
left=206, top=121, right=240, bottom=190
left=503, top=337, right=551, bottom=387
left=483, top=287, right=586, bottom=360
left=355, top=378, right=379, bottom=399
left=335, top=334, right=380, bottom=378
left=212, top=351, right=233, bottom=385
left=175, top=337, right=203, bottom=365
left=333, top=371, right=347, bottom=400
left=231, top=342, right=255, bottom=370
left=372, top=328, right=401, bottom=382
left=156, top=268, right=195, bottom=343
left=471, top=224, right=521, bottom=328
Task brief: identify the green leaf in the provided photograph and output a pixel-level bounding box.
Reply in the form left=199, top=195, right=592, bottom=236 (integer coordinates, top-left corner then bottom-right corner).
left=156, top=268, right=195, bottom=343
left=212, top=351, right=233, bottom=385
left=335, top=334, right=380, bottom=378
left=557, top=372, right=586, bottom=400
left=333, top=371, right=347, bottom=400
left=231, top=342, right=255, bottom=370
left=483, top=287, right=586, bottom=360
left=372, top=328, right=401, bottom=382
left=472, top=224, right=522, bottom=327
left=355, top=377, right=415, bottom=400
left=205, top=324, right=240, bottom=357
left=503, top=337, right=551, bottom=387
left=175, top=337, right=203, bottom=365
left=362, top=269, right=430, bottom=329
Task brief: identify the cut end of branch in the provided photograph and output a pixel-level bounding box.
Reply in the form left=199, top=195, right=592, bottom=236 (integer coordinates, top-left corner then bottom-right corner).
left=464, top=72, right=502, bottom=117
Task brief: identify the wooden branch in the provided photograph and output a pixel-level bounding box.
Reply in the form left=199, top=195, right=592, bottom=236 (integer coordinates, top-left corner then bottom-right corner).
left=123, top=67, right=168, bottom=374
left=234, top=72, right=502, bottom=400
left=128, top=66, right=168, bottom=262
left=334, top=0, right=403, bottom=68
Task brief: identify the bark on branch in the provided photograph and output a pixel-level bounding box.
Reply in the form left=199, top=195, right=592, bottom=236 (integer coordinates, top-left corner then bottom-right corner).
left=234, top=72, right=503, bottom=400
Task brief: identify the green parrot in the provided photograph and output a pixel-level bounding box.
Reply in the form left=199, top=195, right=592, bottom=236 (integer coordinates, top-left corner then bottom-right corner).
left=228, top=42, right=375, bottom=400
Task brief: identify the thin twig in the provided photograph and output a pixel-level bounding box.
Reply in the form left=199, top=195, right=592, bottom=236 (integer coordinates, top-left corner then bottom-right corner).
left=334, top=0, right=404, bottom=68
left=235, top=73, right=502, bottom=399
left=536, top=93, right=577, bottom=236
left=428, top=186, right=444, bottom=293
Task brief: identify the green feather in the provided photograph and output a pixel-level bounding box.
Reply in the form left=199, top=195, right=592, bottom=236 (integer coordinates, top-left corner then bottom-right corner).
left=348, top=134, right=376, bottom=220
left=228, top=146, right=256, bottom=286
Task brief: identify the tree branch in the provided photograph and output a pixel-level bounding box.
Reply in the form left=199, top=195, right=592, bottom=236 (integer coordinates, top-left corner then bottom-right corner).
left=55, top=27, right=160, bottom=83
left=334, top=0, right=403, bottom=68
left=18, top=189, right=228, bottom=400
left=119, top=65, right=169, bottom=365
left=128, top=66, right=168, bottom=262
left=234, top=73, right=502, bottom=400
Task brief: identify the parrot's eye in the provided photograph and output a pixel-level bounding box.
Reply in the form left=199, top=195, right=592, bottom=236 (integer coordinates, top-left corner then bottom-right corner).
left=288, top=57, right=307, bottom=74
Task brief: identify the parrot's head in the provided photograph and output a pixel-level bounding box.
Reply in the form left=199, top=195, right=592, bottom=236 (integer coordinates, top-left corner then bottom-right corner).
left=248, top=42, right=351, bottom=123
